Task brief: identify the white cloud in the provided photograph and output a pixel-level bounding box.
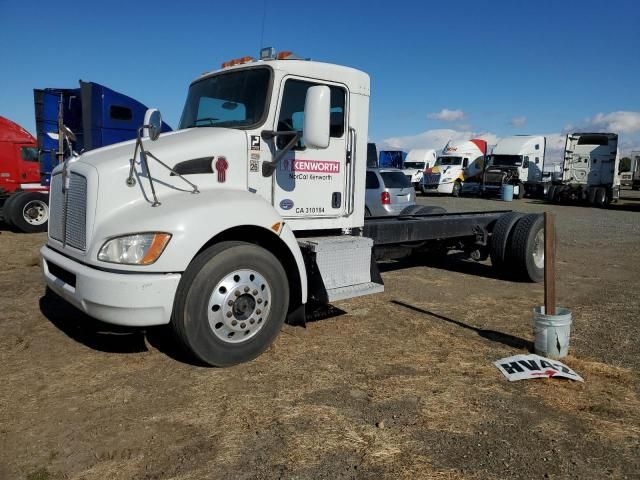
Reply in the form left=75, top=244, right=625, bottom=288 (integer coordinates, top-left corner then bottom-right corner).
left=566, top=111, right=640, bottom=135
left=428, top=109, right=466, bottom=122
left=510, top=116, right=527, bottom=127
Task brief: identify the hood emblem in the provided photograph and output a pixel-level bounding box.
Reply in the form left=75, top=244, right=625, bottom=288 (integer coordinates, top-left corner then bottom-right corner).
left=216, top=156, right=228, bottom=183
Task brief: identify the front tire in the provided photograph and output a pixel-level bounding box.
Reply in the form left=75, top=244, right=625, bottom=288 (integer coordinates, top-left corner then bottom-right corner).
left=8, top=192, right=49, bottom=233
left=452, top=181, right=462, bottom=197
left=171, top=241, right=289, bottom=367
left=594, top=187, right=606, bottom=207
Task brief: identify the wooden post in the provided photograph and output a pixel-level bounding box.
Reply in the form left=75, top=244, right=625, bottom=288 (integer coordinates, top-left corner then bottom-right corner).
left=544, top=212, right=556, bottom=315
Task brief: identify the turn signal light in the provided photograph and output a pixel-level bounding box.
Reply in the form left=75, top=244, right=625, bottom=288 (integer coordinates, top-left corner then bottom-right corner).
left=381, top=191, right=391, bottom=205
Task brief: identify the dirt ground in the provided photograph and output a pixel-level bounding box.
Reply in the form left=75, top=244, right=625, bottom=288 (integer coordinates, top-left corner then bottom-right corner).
left=1, top=191, right=639, bottom=480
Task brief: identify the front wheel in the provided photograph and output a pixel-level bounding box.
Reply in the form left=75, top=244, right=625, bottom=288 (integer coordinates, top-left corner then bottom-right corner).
left=452, top=181, right=462, bottom=197
left=8, top=192, right=49, bottom=233
left=171, top=241, right=289, bottom=367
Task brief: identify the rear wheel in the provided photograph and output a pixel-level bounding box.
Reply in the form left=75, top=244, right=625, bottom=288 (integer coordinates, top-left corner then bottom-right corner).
left=452, top=181, right=462, bottom=197
left=546, top=185, right=557, bottom=203
left=587, top=187, right=597, bottom=205
left=490, top=212, right=524, bottom=274
left=506, top=214, right=545, bottom=282
left=9, top=192, right=49, bottom=233
left=171, top=241, right=289, bottom=367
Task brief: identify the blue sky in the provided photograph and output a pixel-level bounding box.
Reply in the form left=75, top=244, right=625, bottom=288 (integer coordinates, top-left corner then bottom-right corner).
left=1, top=0, right=639, bottom=159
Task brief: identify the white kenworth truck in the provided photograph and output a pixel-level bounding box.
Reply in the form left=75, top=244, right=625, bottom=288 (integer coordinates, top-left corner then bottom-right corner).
left=41, top=49, right=545, bottom=367
left=547, top=132, right=620, bottom=206
left=481, top=135, right=546, bottom=199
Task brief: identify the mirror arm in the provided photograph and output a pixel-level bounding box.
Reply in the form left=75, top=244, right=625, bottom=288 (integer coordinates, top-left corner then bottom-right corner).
left=261, top=131, right=301, bottom=177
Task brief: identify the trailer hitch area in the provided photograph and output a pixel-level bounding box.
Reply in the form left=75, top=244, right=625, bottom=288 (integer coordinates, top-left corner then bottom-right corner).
left=261, top=130, right=301, bottom=177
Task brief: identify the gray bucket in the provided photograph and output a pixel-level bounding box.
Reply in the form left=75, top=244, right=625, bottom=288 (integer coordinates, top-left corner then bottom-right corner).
left=533, top=306, right=572, bottom=359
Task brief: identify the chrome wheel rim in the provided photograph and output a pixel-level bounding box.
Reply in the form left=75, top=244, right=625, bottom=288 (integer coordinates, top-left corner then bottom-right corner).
left=207, top=269, right=271, bottom=344
left=23, top=200, right=48, bottom=226
left=533, top=229, right=544, bottom=269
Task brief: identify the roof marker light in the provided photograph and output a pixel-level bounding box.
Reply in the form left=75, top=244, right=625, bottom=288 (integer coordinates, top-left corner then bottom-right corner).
left=220, top=56, right=255, bottom=69
left=276, top=51, right=293, bottom=60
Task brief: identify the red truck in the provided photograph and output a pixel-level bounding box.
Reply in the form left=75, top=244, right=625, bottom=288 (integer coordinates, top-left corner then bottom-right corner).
left=0, top=117, right=49, bottom=232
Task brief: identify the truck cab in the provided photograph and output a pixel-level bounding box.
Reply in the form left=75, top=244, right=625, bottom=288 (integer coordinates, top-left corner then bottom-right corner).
left=422, top=139, right=486, bottom=196
left=402, top=148, right=436, bottom=190
left=482, top=135, right=546, bottom=199
left=548, top=132, right=619, bottom=206
left=0, top=117, right=39, bottom=197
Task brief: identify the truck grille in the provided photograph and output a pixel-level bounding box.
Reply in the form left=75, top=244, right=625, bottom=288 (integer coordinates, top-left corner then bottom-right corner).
left=484, top=171, right=505, bottom=185
left=49, top=172, right=87, bottom=251
left=425, top=173, right=441, bottom=184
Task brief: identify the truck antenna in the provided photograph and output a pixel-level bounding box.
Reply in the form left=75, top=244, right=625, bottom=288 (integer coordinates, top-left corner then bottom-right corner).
left=259, top=0, right=267, bottom=49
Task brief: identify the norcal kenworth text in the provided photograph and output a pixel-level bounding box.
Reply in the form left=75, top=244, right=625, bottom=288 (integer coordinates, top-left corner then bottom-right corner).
left=42, top=48, right=546, bottom=367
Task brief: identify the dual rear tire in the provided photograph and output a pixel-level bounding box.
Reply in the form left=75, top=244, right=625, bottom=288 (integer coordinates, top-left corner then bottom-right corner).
left=491, top=213, right=544, bottom=282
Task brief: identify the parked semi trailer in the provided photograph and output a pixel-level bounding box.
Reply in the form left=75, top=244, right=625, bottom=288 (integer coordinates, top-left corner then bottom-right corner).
left=548, top=132, right=620, bottom=206
left=421, top=139, right=487, bottom=196
left=41, top=49, right=545, bottom=367
left=482, top=135, right=546, bottom=199
left=0, top=117, right=42, bottom=228
left=2, top=81, right=170, bottom=233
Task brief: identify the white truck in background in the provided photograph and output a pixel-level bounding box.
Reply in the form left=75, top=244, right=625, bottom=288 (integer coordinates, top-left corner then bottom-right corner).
left=548, top=132, right=620, bottom=206
left=482, top=135, right=546, bottom=199
left=41, top=49, right=546, bottom=367
left=421, top=139, right=487, bottom=196
left=402, top=148, right=436, bottom=191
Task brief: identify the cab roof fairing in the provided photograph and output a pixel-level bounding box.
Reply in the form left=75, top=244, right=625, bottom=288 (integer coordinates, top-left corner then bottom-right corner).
left=491, top=135, right=546, bottom=155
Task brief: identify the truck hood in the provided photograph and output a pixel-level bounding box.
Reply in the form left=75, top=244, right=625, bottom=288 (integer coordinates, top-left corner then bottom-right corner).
left=75, top=127, right=246, bottom=180
left=48, top=127, right=248, bottom=264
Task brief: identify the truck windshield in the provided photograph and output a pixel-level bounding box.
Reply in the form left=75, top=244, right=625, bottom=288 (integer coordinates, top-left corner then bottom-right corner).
left=403, top=162, right=425, bottom=169
left=436, top=156, right=462, bottom=166
left=490, top=155, right=522, bottom=167
left=179, top=67, right=271, bottom=129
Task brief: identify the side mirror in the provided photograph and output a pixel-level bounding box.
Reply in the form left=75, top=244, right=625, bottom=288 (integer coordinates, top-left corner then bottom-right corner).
left=143, top=108, right=162, bottom=141
left=303, top=85, right=330, bottom=149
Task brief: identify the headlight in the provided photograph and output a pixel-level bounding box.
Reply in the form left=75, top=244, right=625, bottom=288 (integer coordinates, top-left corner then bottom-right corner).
left=98, top=233, right=171, bottom=265
left=441, top=178, right=453, bottom=183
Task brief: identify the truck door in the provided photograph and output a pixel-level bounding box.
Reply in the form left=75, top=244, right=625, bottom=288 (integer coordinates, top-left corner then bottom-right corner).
left=272, top=78, right=348, bottom=218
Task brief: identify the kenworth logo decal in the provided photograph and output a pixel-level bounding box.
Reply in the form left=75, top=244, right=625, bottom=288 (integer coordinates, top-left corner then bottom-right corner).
left=281, top=159, right=340, bottom=173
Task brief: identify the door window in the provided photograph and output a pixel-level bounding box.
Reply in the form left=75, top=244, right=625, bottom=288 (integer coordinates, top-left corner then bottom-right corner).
left=277, top=79, right=346, bottom=149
